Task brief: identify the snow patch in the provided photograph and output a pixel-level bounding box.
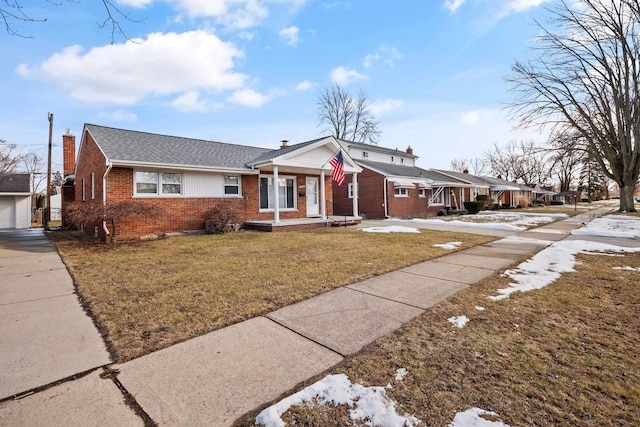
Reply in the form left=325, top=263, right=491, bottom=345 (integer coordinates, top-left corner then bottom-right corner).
left=475, top=306, right=485, bottom=311
left=489, top=239, right=640, bottom=301
left=613, top=266, right=640, bottom=272
left=448, top=315, right=469, bottom=328
left=255, top=373, right=421, bottom=427
left=361, top=226, right=420, bottom=234
left=449, top=407, right=511, bottom=427
left=395, top=368, right=408, bottom=381
left=433, top=241, right=463, bottom=250
left=571, top=215, right=640, bottom=238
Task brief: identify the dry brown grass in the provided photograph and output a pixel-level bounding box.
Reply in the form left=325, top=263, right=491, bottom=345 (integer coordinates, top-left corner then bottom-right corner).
left=51, top=227, right=494, bottom=362
left=236, top=251, right=640, bottom=427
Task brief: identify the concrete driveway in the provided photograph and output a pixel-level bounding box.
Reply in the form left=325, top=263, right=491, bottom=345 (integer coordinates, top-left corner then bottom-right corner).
left=0, top=229, right=111, bottom=400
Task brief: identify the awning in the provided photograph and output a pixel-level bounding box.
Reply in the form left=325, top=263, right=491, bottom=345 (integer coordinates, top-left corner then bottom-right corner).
left=391, top=178, right=417, bottom=189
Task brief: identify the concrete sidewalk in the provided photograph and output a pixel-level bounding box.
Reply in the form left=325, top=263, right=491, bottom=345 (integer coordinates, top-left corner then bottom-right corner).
left=0, top=207, right=625, bottom=426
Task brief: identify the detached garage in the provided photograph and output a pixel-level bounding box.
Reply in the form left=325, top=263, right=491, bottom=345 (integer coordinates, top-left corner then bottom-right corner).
left=0, top=174, right=32, bottom=229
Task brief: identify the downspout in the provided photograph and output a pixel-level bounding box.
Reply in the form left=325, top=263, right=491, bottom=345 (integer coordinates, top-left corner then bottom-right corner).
left=383, top=177, right=389, bottom=218
left=102, top=160, right=112, bottom=238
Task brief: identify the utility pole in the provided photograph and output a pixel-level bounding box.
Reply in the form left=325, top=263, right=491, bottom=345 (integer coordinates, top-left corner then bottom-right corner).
left=46, top=113, right=53, bottom=229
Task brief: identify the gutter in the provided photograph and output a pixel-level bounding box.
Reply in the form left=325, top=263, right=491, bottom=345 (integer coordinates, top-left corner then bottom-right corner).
left=102, top=160, right=113, bottom=237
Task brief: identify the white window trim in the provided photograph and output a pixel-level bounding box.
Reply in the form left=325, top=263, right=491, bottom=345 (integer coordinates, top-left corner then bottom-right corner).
left=418, top=188, right=426, bottom=198
left=223, top=175, right=241, bottom=196
left=81, top=177, right=85, bottom=202
left=348, top=182, right=356, bottom=199
left=394, top=187, right=408, bottom=197
left=258, top=174, right=298, bottom=212
left=90, top=173, right=95, bottom=200
left=133, top=170, right=183, bottom=197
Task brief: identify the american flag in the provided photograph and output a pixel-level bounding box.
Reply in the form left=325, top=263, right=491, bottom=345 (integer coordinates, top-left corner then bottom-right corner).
left=330, top=151, right=345, bottom=186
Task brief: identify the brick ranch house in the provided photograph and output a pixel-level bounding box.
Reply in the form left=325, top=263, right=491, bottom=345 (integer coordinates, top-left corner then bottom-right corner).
left=62, top=124, right=362, bottom=240
left=332, top=141, right=478, bottom=219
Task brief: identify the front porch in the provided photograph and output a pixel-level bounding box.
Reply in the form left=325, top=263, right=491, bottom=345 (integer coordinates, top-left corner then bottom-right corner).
left=243, top=216, right=361, bottom=232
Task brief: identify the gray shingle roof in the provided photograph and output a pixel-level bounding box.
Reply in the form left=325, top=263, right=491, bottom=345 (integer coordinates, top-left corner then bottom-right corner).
left=431, top=169, right=491, bottom=186
left=356, top=159, right=430, bottom=178
left=338, top=139, right=418, bottom=159
left=0, top=174, right=30, bottom=193
left=85, top=124, right=272, bottom=170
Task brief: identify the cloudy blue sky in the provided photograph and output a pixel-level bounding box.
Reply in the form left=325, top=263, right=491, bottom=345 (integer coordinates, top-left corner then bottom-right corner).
left=2, top=0, right=554, bottom=173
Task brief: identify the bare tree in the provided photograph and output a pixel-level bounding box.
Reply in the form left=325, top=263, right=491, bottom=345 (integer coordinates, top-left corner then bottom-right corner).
left=1, top=0, right=140, bottom=42
left=450, top=157, right=488, bottom=175
left=548, top=131, right=586, bottom=192
left=0, top=139, right=22, bottom=174
left=484, top=141, right=523, bottom=181
left=20, top=152, right=45, bottom=193
left=317, top=84, right=381, bottom=144
left=507, top=0, right=640, bottom=212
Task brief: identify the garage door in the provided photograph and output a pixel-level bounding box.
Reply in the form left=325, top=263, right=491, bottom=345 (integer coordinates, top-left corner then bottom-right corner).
left=0, top=197, right=16, bottom=229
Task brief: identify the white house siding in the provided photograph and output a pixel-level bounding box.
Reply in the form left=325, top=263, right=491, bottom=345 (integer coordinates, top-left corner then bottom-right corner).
left=346, top=147, right=415, bottom=167
left=182, top=172, right=242, bottom=198
left=284, top=145, right=335, bottom=168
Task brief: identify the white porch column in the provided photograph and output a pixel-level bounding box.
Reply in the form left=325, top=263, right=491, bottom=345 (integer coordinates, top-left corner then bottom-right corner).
left=320, top=170, right=327, bottom=220
left=273, top=166, right=280, bottom=224
left=352, top=173, right=359, bottom=218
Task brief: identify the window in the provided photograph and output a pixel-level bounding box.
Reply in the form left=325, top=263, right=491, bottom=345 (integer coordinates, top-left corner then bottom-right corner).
left=400, top=158, right=405, bottom=164
left=90, top=173, right=95, bottom=200
left=394, top=187, right=408, bottom=197
left=224, top=176, right=240, bottom=195
left=259, top=176, right=296, bottom=210
left=362, top=151, right=369, bottom=158
left=348, top=183, right=357, bottom=199
left=391, top=156, right=395, bottom=163
left=135, top=171, right=182, bottom=195
left=418, top=188, right=426, bottom=198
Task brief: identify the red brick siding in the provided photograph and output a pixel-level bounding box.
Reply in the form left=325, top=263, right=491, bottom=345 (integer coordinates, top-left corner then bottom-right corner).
left=386, top=180, right=430, bottom=219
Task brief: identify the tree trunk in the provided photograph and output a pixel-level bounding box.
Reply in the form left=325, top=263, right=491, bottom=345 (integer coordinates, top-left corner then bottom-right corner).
left=619, top=182, right=637, bottom=212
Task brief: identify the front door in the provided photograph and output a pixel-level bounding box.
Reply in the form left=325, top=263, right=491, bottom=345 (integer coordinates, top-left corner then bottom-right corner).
left=306, top=177, right=319, bottom=217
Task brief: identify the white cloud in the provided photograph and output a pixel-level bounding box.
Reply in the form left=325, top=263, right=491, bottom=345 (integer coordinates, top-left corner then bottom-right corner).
left=114, top=0, right=154, bottom=7
left=98, top=109, right=138, bottom=122
left=505, top=0, right=550, bottom=13
left=279, top=25, right=299, bottom=45
left=444, top=0, right=466, bottom=13
left=167, top=0, right=306, bottom=30
left=226, top=88, right=270, bottom=107
left=362, top=45, right=402, bottom=68
left=295, top=80, right=314, bottom=91
left=370, top=98, right=404, bottom=116
left=330, top=66, right=368, bottom=85
left=171, top=90, right=215, bottom=112
left=19, top=31, right=246, bottom=105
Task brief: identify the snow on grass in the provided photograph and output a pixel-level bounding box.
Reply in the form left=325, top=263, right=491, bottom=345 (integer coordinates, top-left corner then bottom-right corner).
left=433, top=241, right=463, bottom=250
left=571, top=214, right=640, bottom=238
left=395, top=368, right=408, bottom=381
left=449, top=407, right=511, bottom=427
left=475, top=306, right=485, bottom=311
left=361, top=226, right=420, bottom=234
left=613, top=266, right=640, bottom=272
left=489, top=239, right=640, bottom=301
left=448, top=315, right=469, bottom=328
left=255, top=373, right=421, bottom=427
left=398, top=212, right=569, bottom=231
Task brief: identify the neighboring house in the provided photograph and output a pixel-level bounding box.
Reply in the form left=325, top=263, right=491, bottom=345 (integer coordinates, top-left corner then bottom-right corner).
left=429, top=169, right=492, bottom=205
left=333, top=141, right=470, bottom=219
left=0, top=173, right=32, bottom=229
left=477, top=176, right=536, bottom=208
left=64, top=124, right=361, bottom=240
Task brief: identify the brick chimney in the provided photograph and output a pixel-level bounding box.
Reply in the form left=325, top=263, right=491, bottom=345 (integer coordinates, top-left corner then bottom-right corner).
left=63, top=129, right=76, bottom=176
left=406, top=145, right=413, bottom=155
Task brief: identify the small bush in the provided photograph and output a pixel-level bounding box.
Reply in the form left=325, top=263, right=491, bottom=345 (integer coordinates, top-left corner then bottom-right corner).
left=203, top=204, right=239, bottom=234
left=476, top=194, right=488, bottom=202
left=463, top=201, right=484, bottom=214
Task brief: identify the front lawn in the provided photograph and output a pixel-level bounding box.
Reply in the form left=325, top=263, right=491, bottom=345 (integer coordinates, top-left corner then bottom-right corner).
left=52, top=227, right=495, bottom=362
